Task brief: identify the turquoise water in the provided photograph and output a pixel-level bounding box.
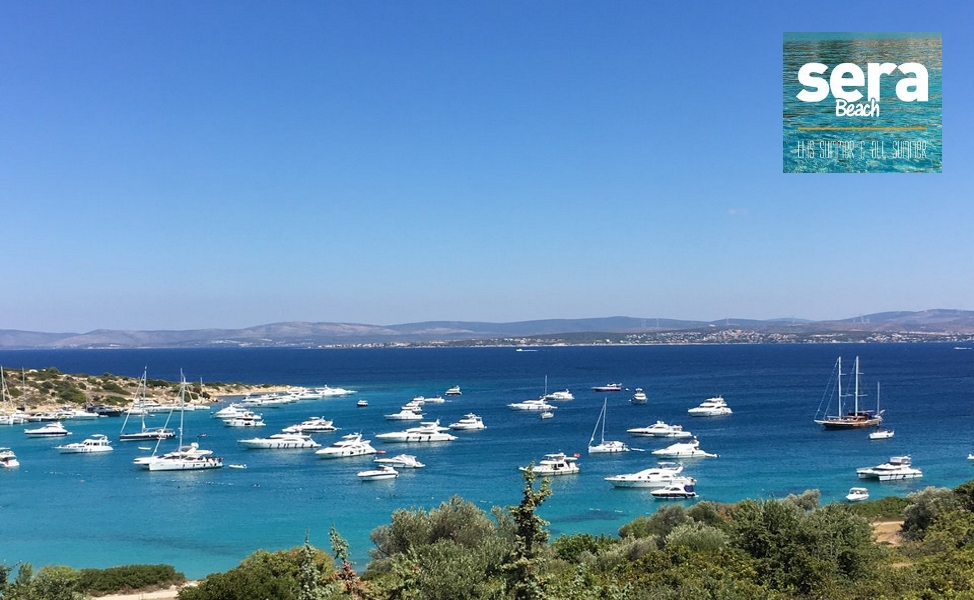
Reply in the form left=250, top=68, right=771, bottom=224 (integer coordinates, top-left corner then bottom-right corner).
left=783, top=33, right=942, bottom=173
left=1, top=344, right=972, bottom=578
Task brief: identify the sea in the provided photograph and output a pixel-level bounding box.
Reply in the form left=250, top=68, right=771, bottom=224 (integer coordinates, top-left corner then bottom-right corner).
left=1, top=343, right=972, bottom=579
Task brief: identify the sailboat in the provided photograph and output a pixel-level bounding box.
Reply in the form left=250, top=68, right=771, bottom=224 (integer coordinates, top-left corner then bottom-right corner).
left=814, top=356, right=883, bottom=429
left=0, top=367, right=28, bottom=425
left=868, top=383, right=894, bottom=439
left=136, top=373, right=223, bottom=471
left=119, top=368, right=176, bottom=441
left=588, top=398, right=630, bottom=453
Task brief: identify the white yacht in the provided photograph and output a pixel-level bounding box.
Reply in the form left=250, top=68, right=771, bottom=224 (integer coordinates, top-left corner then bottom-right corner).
left=418, top=395, right=446, bottom=404
left=213, top=403, right=249, bottom=419
left=507, top=398, right=556, bottom=411
left=0, top=447, right=20, bottom=468
left=384, top=407, right=425, bottom=421
left=282, top=417, right=337, bottom=433
left=869, top=428, right=895, bottom=440
left=520, top=452, right=580, bottom=476
left=651, top=438, right=717, bottom=458
left=144, top=443, right=224, bottom=471
left=376, top=420, right=458, bottom=443
left=857, top=456, right=923, bottom=481
left=374, top=454, right=425, bottom=468
left=592, top=383, right=623, bottom=392
left=687, top=396, right=733, bottom=417
left=238, top=432, right=321, bottom=449
left=223, top=411, right=265, bottom=427
left=241, top=394, right=291, bottom=408
left=138, top=374, right=223, bottom=472
left=650, top=478, right=698, bottom=500
left=449, top=414, right=486, bottom=430
left=119, top=426, right=175, bottom=442
left=357, top=465, right=399, bottom=481
left=315, top=385, right=356, bottom=397
left=544, top=389, right=574, bottom=401
left=56, top=434, right=114, bottom=454
left=315, top=433, right=377, bottom=458
left=445, top=386, right=462, bottom=396
left=604, top=463, right=687, bottom=488
left=626, top=421, right=693, bottom=438
left=24, top=422, right=71, bottom=437
left=846, top=487, right=870, bottom=502
left=630, top=388, right=648, bottom=404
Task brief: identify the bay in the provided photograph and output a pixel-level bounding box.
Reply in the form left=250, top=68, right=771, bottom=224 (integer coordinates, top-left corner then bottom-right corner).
left=1, top=343, right=972, bottom=579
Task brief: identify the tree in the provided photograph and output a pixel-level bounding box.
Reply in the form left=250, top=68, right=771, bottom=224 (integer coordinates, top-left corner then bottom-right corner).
left=501, top=467, right=552, bottom=600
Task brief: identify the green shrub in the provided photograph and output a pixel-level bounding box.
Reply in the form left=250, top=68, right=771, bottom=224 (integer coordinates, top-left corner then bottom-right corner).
left=74, top=564, right=185, bottom=594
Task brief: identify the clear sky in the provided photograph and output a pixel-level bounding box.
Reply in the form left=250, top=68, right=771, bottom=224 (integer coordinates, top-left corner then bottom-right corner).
left=1, top=1, right=970, bottom=332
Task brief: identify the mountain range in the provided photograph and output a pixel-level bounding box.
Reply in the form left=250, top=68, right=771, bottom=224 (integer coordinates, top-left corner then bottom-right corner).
left=1, top=309, right=972, bottom=349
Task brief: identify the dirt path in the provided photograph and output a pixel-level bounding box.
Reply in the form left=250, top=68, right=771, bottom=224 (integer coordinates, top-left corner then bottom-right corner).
left=872, top=520, right=904, bottom=546
left=95, top=582, right=197, bottom=600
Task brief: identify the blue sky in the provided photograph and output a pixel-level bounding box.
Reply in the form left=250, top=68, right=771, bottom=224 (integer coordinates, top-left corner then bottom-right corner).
left=0, top=1, right=970, bottom=332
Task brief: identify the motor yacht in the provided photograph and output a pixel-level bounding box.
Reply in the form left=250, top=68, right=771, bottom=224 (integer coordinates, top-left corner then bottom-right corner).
left=418, top=395, right=446, bottom=404
left=687, top=396, right=733, bottom=417
left=544, top=389, right=574, bottom=401
left=56, top=434, right=114, bottom=454
left=445, top=386, right=462, bottom=396
left=857, top=456, right=923, bottom=481
left=449, top=414, right=486, bottom=430
left=650, top=478, right=698, bottom=499
left=315, top=433, right=377, bottom=458
left=384, top=407, right=425, bottom=421
left=507, top=398, right=556, bottom=411
left=238, top=432, right=321, bottom=449
left=137, top=442, right=223, bottom=471
left=651, top=438, right=717, bottom=458
left=314, top=385, right=356, bottom=397
left=604, top=463, right=688, bottom=488
left=223, top=412, right=265, bottom=427
left=630, top=388, right=648, bottom=404
left=282, top=417, right=337, bottom=433
left=24, top=422, right=71, bottom=437
left=0, top=447, right=20, bottom=468
left=519, top=452, right=580, bottom=476
left=626, top=420, right=693, bottom=438
left=357, top=465, right=399, bottom=481
left=214, top=403, right=249, bottom=419
left=240, top=394, right=291, bottom=408
left=846, top=487, right=870, bottom=502
left=376, top=420, right=458, bottom=443
left=374, top=454, right=425, bottom=468
left=592, top=383, right=623, bottom=392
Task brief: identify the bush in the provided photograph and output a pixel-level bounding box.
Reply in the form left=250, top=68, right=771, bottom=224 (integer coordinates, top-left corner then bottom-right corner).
left=75, top=564, right=185, bottom=594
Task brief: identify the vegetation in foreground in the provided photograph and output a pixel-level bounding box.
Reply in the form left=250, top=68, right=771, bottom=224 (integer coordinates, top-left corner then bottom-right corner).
left=5, top=478, right=974, bottom=599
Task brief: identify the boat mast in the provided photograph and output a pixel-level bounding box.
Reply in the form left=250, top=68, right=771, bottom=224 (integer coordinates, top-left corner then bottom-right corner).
left=853, top=356, right=860, bottom=415
left=837, top=357, right=843, bottom=417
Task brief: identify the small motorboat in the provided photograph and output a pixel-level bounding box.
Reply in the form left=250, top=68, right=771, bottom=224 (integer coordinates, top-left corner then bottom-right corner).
left=650, top=478, right=697, bottom=500
left=228, top=463, right=248, bottom=469
left=357, top=465, right=399, bottom=481
left=374, top=454, right=425, bottom=468
left=444, top=386, right=462, bottom=396
left=356, top=399, right=369, bottom=407
left=868, top=428, right=894, bottom=440
left=592, top=383, right=623, bottom=392
left=846, top=487, right=870, bottom=502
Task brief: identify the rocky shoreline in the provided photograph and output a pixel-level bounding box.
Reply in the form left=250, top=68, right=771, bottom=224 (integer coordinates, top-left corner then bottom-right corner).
left=0, top=366, right=292, bottom=415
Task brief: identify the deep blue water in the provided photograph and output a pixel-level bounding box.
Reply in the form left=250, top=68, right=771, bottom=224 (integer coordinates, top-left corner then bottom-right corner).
left=1, top=344, right=973, bottom=578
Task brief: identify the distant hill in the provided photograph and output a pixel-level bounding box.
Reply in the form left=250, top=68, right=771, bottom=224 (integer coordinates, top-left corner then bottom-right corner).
left=0, top=309, right=972, bottom=349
